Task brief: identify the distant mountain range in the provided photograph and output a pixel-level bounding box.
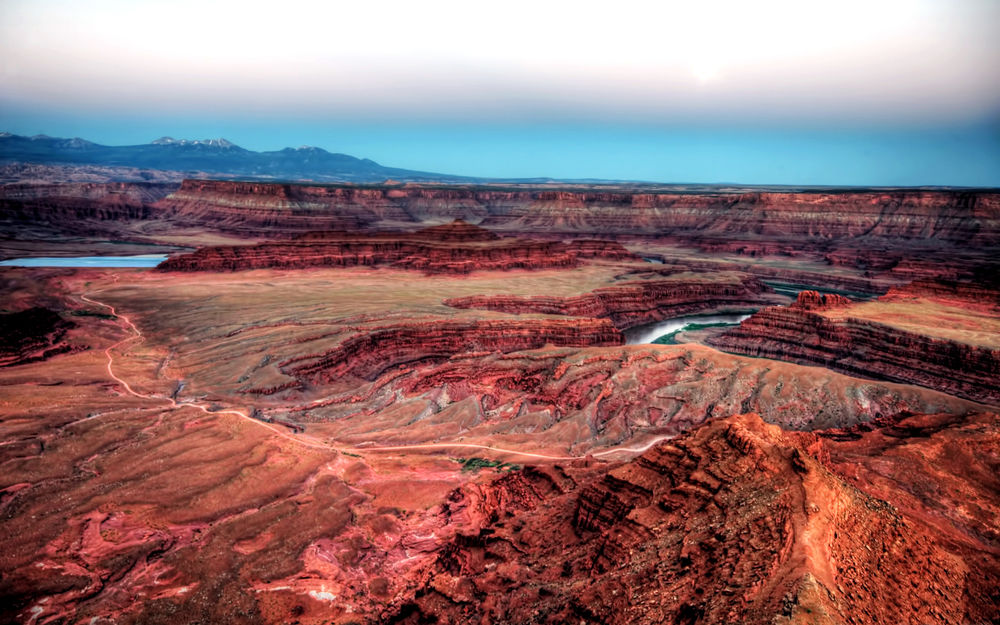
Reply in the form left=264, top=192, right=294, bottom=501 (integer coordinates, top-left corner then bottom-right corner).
left=0, top=132, right=475, bottom=183
left=6, top=132, right=984, bottom=191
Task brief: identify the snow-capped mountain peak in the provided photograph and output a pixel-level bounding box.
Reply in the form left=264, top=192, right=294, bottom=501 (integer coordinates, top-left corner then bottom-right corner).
left=152, top=137, right=238, bottom=149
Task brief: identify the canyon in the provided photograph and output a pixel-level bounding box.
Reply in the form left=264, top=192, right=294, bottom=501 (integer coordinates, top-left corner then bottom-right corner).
left=709, top=287, right=1000, bottom=404
left=153, top=180, right=1000, bottom=243
left=0, top=178, right=998, bottom=624
left=156, top=222, right=636, bottom=274
left=444, top=272, right=779, bottom=328
left=5, top=179, right=999, bottom=261
left=380, top=410, right=999, bottom=625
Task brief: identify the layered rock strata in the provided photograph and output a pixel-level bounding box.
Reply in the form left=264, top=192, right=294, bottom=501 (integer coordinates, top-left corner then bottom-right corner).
left=619, top=261, right=891, bottom=296
left=787, top=290, right=852, bottom=311
left=379, top=411, right=1000, bottom=625
left=156, top=222, right=635, bottom=273
left=0, top=182, right=175, bottom=238
left=445, top=275, right=776, bottom=329
left=311, top=343, right=980, bottom=447
left=709, top=290, right=1000, bottom=403
left=882, top=278, right=1000, bottom=312
left=284, top=318, right=625, bottom=384
left=158, top=180, right=1000, bottom=244
left=155, top=180, right=373, bottom=234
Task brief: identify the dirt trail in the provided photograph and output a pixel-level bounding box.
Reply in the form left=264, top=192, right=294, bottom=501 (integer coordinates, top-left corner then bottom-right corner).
left=80, top=283, right=673, bottom=461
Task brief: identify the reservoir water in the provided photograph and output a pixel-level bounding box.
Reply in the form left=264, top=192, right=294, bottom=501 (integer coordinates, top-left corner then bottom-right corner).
left=625, top=312, right=752, bottom=345
left=0, top=255, right=168, bottom=268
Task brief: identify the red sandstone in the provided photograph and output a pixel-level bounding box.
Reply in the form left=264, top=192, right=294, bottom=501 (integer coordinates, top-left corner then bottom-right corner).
left=709, top=285, right=1000, bottom=403
left=374, top=411, right=999, bottom=624
left=284, top=317, right=624, bottom=384
left=445, top=275, right=776, bottom=328
left=789, top=290, right=852, bottom=311
left=156, top=221, right=636, bottom=273
left=155, top=180, right=1000, bottom=243
left=3, top=178, right=1000, bottom=625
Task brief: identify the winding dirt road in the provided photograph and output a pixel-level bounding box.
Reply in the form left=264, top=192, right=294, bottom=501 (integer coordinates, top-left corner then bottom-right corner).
left=80, top=286, right=674, bottom=462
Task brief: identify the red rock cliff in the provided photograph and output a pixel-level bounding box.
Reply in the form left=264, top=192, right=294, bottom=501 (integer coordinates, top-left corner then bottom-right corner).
left=789, top=290, right=853, bottom=311
left=155, top=179, right=1000, bottom=245
left=445, top=275, right=775, bottom=329
left=0, top=182, right=175, bottom=230
left=382, top=411, right=999, bottom=624
left=283, top=317, right=624, bottom=383
left=708, top=295, right=1000, bottom=403
left=156, top=222, right=635, bottom=273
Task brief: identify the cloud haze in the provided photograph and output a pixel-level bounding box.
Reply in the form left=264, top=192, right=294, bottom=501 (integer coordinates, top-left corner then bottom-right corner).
left=3, top=0, right=998, bottom=123
left=1, top=0, right=998, bottom=184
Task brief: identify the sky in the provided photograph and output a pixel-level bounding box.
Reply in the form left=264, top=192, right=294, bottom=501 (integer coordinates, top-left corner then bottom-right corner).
left=1, top=0, right=999, bottom=185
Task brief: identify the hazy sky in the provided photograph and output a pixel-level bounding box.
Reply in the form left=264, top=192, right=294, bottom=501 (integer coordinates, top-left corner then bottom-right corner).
left=2, top=0, right=999, bottom=184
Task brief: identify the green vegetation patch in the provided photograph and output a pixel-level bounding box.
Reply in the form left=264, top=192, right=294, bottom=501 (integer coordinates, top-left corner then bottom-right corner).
left=70, top=310, right=117, bottom=320
left=454, top=457, right=522, bottom=473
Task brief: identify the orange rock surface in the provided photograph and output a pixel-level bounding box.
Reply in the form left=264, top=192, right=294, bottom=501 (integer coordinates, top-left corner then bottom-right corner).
left=1, top=180, right=999, bottom=624
left=367, top=411, right=1000, bottom=624
left=445, top=274, right=777, bottom=328
left=156, top=222, right=636, bottom=274
left=710, top=284, right=1000, bottom=403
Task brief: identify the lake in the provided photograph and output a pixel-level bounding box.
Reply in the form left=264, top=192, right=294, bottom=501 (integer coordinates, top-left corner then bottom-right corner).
left=0, top=255, right=169, bottom=268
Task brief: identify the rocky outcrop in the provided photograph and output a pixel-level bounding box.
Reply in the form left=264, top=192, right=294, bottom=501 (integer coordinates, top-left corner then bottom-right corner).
left=154, top=179, right=375, bottom=235
left=477, top=189, right=1000, bottom=245
left=0, top=182, right=175, bottom=234
left=339, top=343, right=979, bottom=448
left=9, top=179, right=1000, bottom=277
left=385, top=411, right=1000, bottom=625
left=445, top=275, right=776, bottom=329
left=154, top=180, right=1000, bottom=244
left=619, top=260, right=893, bottom=295
left=156, top=221, right=636, bottom=273
left=0, top=307, right=76, bottom=366
left=284, top=318, right=624, bottom=383
left=789, top=289, right=852, bottom=311
left=883, top=278, right=1000, bottom=312
left=708, top=295, right=1000, bottom=404
left=388, top=219, right=498, bottom=242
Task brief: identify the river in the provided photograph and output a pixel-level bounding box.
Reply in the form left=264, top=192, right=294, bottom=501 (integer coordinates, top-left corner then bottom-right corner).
left=624, top=312, right=753, bottom=345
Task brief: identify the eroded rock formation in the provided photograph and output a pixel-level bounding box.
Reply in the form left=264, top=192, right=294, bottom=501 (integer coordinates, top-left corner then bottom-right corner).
left=314, top=343, right=978, bottom=446
left=378, top=411, right=1000, bottom=625
left=284, top=317, right=625, bottom=384
left=156, top=221, right=636, bottom=273
left=4, top=178, right=1000, bottom=625
left=883, top=278, right=1000, bottom=312
left=1, top=263, right=997, bottom=625
left=155, top=180, right=1000, bottom=244
left=789, top=290, right=852, bottom=311
left=0, top=182, right=175, bottom=240
left=445, top=274, right=777, bottom=328
left=709, top=288, right=1000, bottom=403
left=155, top=180, right=374, bottom=235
